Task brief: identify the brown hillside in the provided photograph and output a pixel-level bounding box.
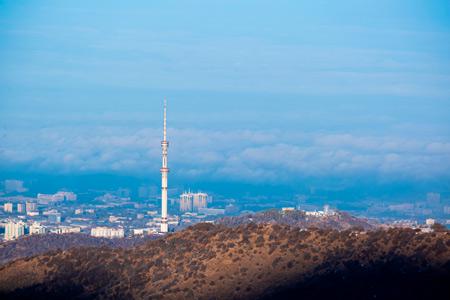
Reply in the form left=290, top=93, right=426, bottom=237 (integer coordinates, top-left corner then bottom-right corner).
left=0, top=233, right=158, bottom=267
left=0, top=223, right=449, bottom=299
left=216, top=209, right=375, bottom=230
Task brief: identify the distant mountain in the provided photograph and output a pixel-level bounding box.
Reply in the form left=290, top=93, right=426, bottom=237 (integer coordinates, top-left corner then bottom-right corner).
left=0, top=233, right=158, bottom=266
left=216, top=209, right=376, bottom=230
left=0, top=222, right=448, bottom=299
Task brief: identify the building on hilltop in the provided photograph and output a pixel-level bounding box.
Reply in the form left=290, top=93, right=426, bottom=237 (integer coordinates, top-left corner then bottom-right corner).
left=53, top=226, right=81, bottom=234
left=304, top=205, right=337, bottom=217
left=29, top=222, right=46, bottom=235
left=132, top=228, right=158, bottom=236
left=91, top=227, right=124, bottom=238
left=281, top=207, right=295, bottom=212
left=426, top=218, right=436, bottom=226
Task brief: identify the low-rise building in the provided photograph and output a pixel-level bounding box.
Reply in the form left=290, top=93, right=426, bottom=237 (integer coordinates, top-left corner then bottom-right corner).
left=426, top=218, right=436, bottom=226
left=281, top=207, right=295, bottom=212
left=90, top=227, right=124, bottom=238
left=132, top=228, right=144, bottom=236
left=54, top=226, right=81, bottom=234
left=304, top=205, right=337, bottom=217
left=29, top=222, right=46, bottom=235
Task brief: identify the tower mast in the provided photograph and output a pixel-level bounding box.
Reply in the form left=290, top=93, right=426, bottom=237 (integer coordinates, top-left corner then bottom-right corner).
left=160, top=99, right=169, bottom=233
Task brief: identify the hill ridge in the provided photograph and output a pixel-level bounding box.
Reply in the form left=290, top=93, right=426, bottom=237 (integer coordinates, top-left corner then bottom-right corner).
left=0, top=222, right=449, bottom=299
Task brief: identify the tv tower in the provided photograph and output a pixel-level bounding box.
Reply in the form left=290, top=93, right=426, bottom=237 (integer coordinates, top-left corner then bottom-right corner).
left=160, top=99, right=169, bottom=233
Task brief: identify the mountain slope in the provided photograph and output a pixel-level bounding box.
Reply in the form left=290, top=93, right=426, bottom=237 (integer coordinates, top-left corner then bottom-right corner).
left=216, top=209, right=375, bottom=230
left=0, top=223, right=449, bottom=299
left=0, top=233, right=158, bottom=266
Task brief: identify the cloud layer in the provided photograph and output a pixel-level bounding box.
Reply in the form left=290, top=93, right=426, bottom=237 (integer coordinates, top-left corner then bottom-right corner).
left=1, top=126, right=449, bottom=183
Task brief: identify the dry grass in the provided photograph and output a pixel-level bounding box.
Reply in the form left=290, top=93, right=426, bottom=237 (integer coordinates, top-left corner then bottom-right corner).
left=0, top=223, right=449, bottom=299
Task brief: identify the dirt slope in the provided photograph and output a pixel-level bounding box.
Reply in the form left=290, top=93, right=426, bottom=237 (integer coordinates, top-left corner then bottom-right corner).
left=0, top=223, right=449, bottom=299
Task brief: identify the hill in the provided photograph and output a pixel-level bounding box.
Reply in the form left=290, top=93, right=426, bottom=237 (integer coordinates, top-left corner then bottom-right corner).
left=216, top=209, right=375, bottom=230
left=0, top=209, right=372, bottom=267
left=0, top=222, right=449, bottom=299
left=0, top=233, right=158, bottom=266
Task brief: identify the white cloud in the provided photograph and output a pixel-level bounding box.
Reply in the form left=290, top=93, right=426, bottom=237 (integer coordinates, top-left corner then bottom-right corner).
left=1, top=126, right=449, bottom=183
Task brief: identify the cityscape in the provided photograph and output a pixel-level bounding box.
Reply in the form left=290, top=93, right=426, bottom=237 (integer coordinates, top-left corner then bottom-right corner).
left=1, top=99, right=448, bottom=241
left=1, top=104, right=448, bottom=240
left=0, top=1, right=449, bottom=299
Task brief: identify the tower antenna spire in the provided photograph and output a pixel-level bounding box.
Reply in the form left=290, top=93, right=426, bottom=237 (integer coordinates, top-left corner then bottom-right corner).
left=163, top=98, right=167, bottom=141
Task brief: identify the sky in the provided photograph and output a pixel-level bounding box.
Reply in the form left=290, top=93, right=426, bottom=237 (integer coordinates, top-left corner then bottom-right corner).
left=0, top=1, right=450, bottom=203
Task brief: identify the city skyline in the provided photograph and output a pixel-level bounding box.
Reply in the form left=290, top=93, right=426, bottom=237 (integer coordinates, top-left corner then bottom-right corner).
left=1, top=1, right=449, bottom=205
left=0, top=3, right=448, bottom=297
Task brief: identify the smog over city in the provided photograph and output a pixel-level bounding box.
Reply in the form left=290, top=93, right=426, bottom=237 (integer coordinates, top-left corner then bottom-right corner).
left=0, top=1, right=449, bottom=299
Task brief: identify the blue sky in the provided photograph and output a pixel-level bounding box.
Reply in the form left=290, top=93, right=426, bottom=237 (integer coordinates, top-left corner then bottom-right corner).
left=0, top=1, right=450, bottom=200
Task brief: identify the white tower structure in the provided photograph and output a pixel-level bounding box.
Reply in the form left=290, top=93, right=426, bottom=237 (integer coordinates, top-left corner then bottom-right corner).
left=160, top=99, right=169, bottom=233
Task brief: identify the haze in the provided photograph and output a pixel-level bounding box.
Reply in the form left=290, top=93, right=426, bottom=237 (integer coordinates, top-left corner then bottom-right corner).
left=1, top=0, right=450, bottom=209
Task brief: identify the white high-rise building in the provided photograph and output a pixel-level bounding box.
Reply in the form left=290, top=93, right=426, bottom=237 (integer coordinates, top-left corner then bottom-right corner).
left=17, top=203, right=24, bottom=213
left=180, top=193, right=193, bottom=212
left=193, top=193, right=208, bottom=211
left=179, top=192, right=208, bottom=212
left=91, top=227, right=124, bottom=238
left=26, top=202, right=37, bottom=213
left=160, top=99, right=169, bottom=233
left=29, top=222, right=46, bottom=235
left=4, top=221, right=25, bottom=240
left=4, top=202, right=13, bottom=213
